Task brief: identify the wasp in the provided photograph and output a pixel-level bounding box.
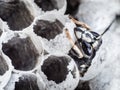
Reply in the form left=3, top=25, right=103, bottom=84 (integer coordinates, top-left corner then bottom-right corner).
left=65, top=15, right=103, bottom=77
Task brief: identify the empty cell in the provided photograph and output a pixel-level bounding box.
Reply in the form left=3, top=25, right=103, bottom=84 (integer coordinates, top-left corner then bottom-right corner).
left=33, top=19, right=64, bottom=40
left=41, top=55, right=69, bottom=84
left=34, top=0, right=58, bottom=11
left=5, top=73, right=45, bottom=90
left=0, top=0, right=34, bottom=30
left=39, top=55, right=80, bottom=90
left=15, top=74, right=39, bottom=90
left=2, top=36, right=39, bottom=71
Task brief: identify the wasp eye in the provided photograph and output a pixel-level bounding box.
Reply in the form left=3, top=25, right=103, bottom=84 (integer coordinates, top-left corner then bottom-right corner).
left=82, top=32, right=94, bottom=43
left=74, top=27, right=84, bottom=39
left=90, top=31, right=100, bottom=40
left=75, top=30, right=82, bottom=39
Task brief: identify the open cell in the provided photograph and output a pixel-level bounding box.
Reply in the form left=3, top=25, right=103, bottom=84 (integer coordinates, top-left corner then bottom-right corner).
left=39, top=54, right=80, bottom=90
left=33, top=19, right=64, bottom=40
left=2, top=36, right=39, bottom=71
left=34, top=0, right=66, bottom=12
left=0, top=0, right=34, bottom=30
left=15, top=74, right=39, bottom=90
left=41, top=55, right=69, bottom=84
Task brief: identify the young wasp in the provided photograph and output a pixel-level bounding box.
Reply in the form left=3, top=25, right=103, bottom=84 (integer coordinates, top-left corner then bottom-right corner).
left=65, top=15, right=102, bottom=76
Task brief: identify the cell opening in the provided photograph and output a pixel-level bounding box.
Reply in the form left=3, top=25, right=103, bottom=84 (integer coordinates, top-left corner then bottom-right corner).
left=15, top=75, right=39, bottom=90
left=41, top=55, right=70, bottom=84
left=2, top=36, right=39, bottom=71
left=33, top=19, right=64, bottom=40
left=0, top=0, right=34, bottom=30
left=34, top=0, right=58, bottom=11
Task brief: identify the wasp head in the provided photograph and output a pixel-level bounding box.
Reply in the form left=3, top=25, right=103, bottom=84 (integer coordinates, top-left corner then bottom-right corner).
left=68, top=27, right=102, bottom=76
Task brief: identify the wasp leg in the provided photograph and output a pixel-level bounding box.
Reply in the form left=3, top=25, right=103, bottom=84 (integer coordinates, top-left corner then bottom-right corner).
left=65, top=29, right=84, bottom=58
left=69, top=15, right=91, bottom=30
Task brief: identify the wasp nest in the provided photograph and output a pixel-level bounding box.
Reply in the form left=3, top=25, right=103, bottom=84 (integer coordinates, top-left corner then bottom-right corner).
left=1, top=0, right=120, bottom=90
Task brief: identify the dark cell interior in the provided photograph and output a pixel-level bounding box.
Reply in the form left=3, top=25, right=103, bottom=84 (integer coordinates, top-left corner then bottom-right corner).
left=15, top=75, right=39, bottom=90
left=0, top=29, right=2, bottom=36
left=0, top=0, right=34, bottom=30
left=41, top=55, right=70, bottom=84
left=33, top=19, right=64, bottom=40
left=66, top=0, right=80, bottom=16
left=0, top=54, right=8, bottom=75
left=75, top=81, right=90, bottom=90
left=34, top=0, right=58, bottom=11
left=2, top=36, right=39, bottom=71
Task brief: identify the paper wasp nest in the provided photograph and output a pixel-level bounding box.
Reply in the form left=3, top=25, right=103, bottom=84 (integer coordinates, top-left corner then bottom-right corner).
left=0, top=0, right=120, bottom=90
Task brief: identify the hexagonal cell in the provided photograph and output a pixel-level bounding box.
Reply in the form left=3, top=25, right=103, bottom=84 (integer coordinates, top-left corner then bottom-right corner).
left=34, top=0, right=66, bottom=12
left=32, top=14, right=75, bottom=54
left=42, top=55, right=69, bottom=84
left=2, top=35, right=39, bottom=71
left=0, top=0, right=34, bottom=30
left=39, top=54, right=79, bottom=90
left=5, top=73, right=45, bottom=90
left=15, top=75, right=39, bottom=90
left=33, top=19, right=64, bottom=40
left=34, top=0, right=58, bottom=11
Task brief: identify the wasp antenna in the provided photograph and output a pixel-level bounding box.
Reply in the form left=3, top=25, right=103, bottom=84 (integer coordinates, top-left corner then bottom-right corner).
left=100, top=19, right=116, bottom=37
